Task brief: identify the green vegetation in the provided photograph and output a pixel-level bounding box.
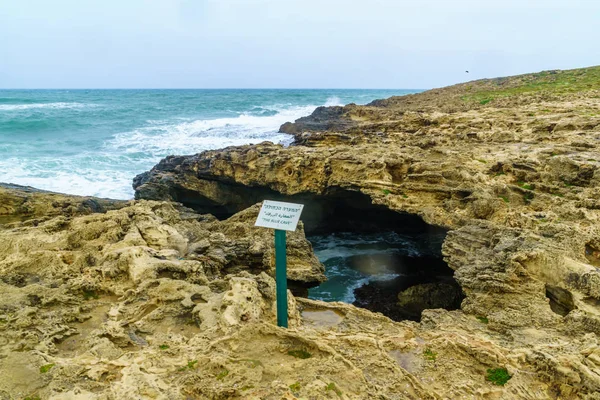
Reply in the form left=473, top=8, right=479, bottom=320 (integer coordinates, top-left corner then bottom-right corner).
left=477, top=316, right=489, bottom=324
left=40, top=363, right=55, bottom=373
left=287, top=349, right=312, bottom=359
left=517, top=181, right=534, bottom=190
left=216, top=368, right=229, bottom=380
left=423, top=348, right=437, bottom=361
left=289, top=382, right=301, bottom=393
left=83, top=290, right=99, bottom=300
left=178, top=360, right=198, bottom=371
left=499, top=196, right=510, bottom=203
left=486, top=368, right=512, bottom=386
left=402, top=194, right=408, bottom=199
left=382, top=189, right=391, bottom=196
left=461, top=66, right=600, bottom=104
left=24, top=397, right=41, bottom=400
left=476, top=159, right=487, bottom=164
left=159, top=344, right=169, bottom=350
left=523, top=192, right=535, bottom=203
left=325, top=382, right=343, bottom=397
left=241, top=385, right=254, bottom=391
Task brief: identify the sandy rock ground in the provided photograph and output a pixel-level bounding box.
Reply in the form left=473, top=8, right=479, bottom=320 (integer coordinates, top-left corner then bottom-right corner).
left=132, top=68, right=600, bottom=398
left=4, top=68, right=600, bottom=399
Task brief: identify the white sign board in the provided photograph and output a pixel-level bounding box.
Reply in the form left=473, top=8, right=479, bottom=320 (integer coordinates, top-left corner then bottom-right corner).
left=255, top=200, right=304, bottom=232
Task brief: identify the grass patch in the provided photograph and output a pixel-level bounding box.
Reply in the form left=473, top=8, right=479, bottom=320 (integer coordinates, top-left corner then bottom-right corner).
left=287, top=349, right=312, bottom=359
left=83, top=290, right=99, bottom=300
left=382, top=189, right=391, bottom=196
left=159, top=344, right=169, bottom=350
left=40, top=363, right=55, bottom=373
left=461, top=66, right=600, bottom=104
left=499, top=196, right=510, bottom=203
left=289, top=382, right=301, bottom=393
left=486, top=368, right=512, bottom=386
left=325, top=382, right=342, bottom=397
left=216, top=368, right=229, bottom=380
left=523, top=192, right=535, bottom=203
left=517, top=181, right=534, bottom=190
left=423, top=348, right=437, bottom=361
left=476, top=159, right=487, bottom=164
left=178, top=360, right=198, bottom=371
left=477, top=316, right=489, bottom=324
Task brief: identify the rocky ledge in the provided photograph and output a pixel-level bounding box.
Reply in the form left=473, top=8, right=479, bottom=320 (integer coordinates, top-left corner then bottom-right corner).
left=133, top=66, right=600, bottom=398
left=2, top=67, right=600, bottom=399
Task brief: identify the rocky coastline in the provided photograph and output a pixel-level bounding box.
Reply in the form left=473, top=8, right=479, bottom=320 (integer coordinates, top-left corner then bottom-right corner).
left=3, top=66, right=600, bottom=399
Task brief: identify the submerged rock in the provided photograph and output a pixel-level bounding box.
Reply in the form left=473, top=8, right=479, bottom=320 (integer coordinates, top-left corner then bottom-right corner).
left=396, top=282, right=464, bottom=319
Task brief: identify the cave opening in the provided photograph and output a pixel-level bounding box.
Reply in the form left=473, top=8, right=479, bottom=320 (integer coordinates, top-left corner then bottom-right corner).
left=302, top=192, right=464, bottom=321
left=176, top=183, right=464, bottom=321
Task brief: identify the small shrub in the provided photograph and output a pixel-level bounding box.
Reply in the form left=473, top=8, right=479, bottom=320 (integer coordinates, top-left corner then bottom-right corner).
left=382, top=189, right=391, bottom=196
left=486, top=368, right=511, bottom=386
left=423, top=348, right=437, bottom=361
left=40, top=363, right=55, bottom=373
left=523, top=192, right=534, bottom=203
left=477, top=316, right=489, bottom=324
left=83, top=290, right=99, bottom=300
left=178, top=360, right=198, bottom=371
left=287, top=349, right=312, bottom=359
left=289, top=382, right=301, bottom=393
left=216, top=368, right=229, bottom=380
left=159, top=344, right=169, bottom=350
left=325, top=382, right=342, bottom=397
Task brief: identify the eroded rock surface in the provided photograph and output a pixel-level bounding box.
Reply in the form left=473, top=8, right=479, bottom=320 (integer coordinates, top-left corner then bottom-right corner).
left=132, top=66, right=600, bottom=398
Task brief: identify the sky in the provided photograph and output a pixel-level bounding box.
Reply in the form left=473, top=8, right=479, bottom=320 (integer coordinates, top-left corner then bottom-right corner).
left=0, top=0, right=598, bottom=89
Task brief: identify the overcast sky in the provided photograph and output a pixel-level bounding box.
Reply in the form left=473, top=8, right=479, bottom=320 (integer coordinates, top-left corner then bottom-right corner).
left=0, top=0, right=598, bottom=89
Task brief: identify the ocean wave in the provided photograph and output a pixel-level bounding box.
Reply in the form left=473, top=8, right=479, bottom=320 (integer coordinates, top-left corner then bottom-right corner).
left=108, top=104, right=316, bottom=156
left=0, top=102, right=96, bottom=111
left=324, top=96, right=343, bottom=106
left=0, top=159, right=135, bottom=199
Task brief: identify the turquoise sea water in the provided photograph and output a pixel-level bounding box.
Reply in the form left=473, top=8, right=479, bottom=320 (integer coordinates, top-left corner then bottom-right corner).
left=0, top=89, right=418, bottom=199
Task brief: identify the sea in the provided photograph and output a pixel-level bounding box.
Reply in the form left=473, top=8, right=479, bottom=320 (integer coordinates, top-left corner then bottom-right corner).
left=0, top=89, right=418, bottom=199
left=0, top=88, right=424, bottom=303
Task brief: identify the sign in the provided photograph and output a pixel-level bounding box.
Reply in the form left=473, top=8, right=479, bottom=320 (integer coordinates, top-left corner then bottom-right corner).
left=255, top=200, right=304, bottom=232
left=254, top=200, right=305, bottom=328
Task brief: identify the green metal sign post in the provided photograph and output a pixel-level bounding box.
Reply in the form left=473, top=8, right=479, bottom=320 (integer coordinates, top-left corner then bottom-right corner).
left=254, top=200, right=305, bottom=329
left=274, top=229, right=288, bottom=328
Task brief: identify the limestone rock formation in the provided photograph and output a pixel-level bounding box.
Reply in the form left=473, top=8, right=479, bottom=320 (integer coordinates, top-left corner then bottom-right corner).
left=132, top=66, right=600, bottom=398
left=0, top=183, right=127, bottom=224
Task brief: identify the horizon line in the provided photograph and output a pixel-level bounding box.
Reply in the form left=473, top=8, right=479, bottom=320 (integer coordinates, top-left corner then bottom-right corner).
left=0, top=87, right=427, bottom=91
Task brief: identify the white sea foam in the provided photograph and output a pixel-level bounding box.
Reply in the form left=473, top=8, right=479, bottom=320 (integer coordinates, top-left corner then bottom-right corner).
left=0, top=158, right=136, bottom=199
left=108, top=104, right=316, bottom=156
left=341, top=273, right=401, bottom=303
left=0, top=102, right=95, bottom=111
left=324, top=96, right=343, bottom=106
